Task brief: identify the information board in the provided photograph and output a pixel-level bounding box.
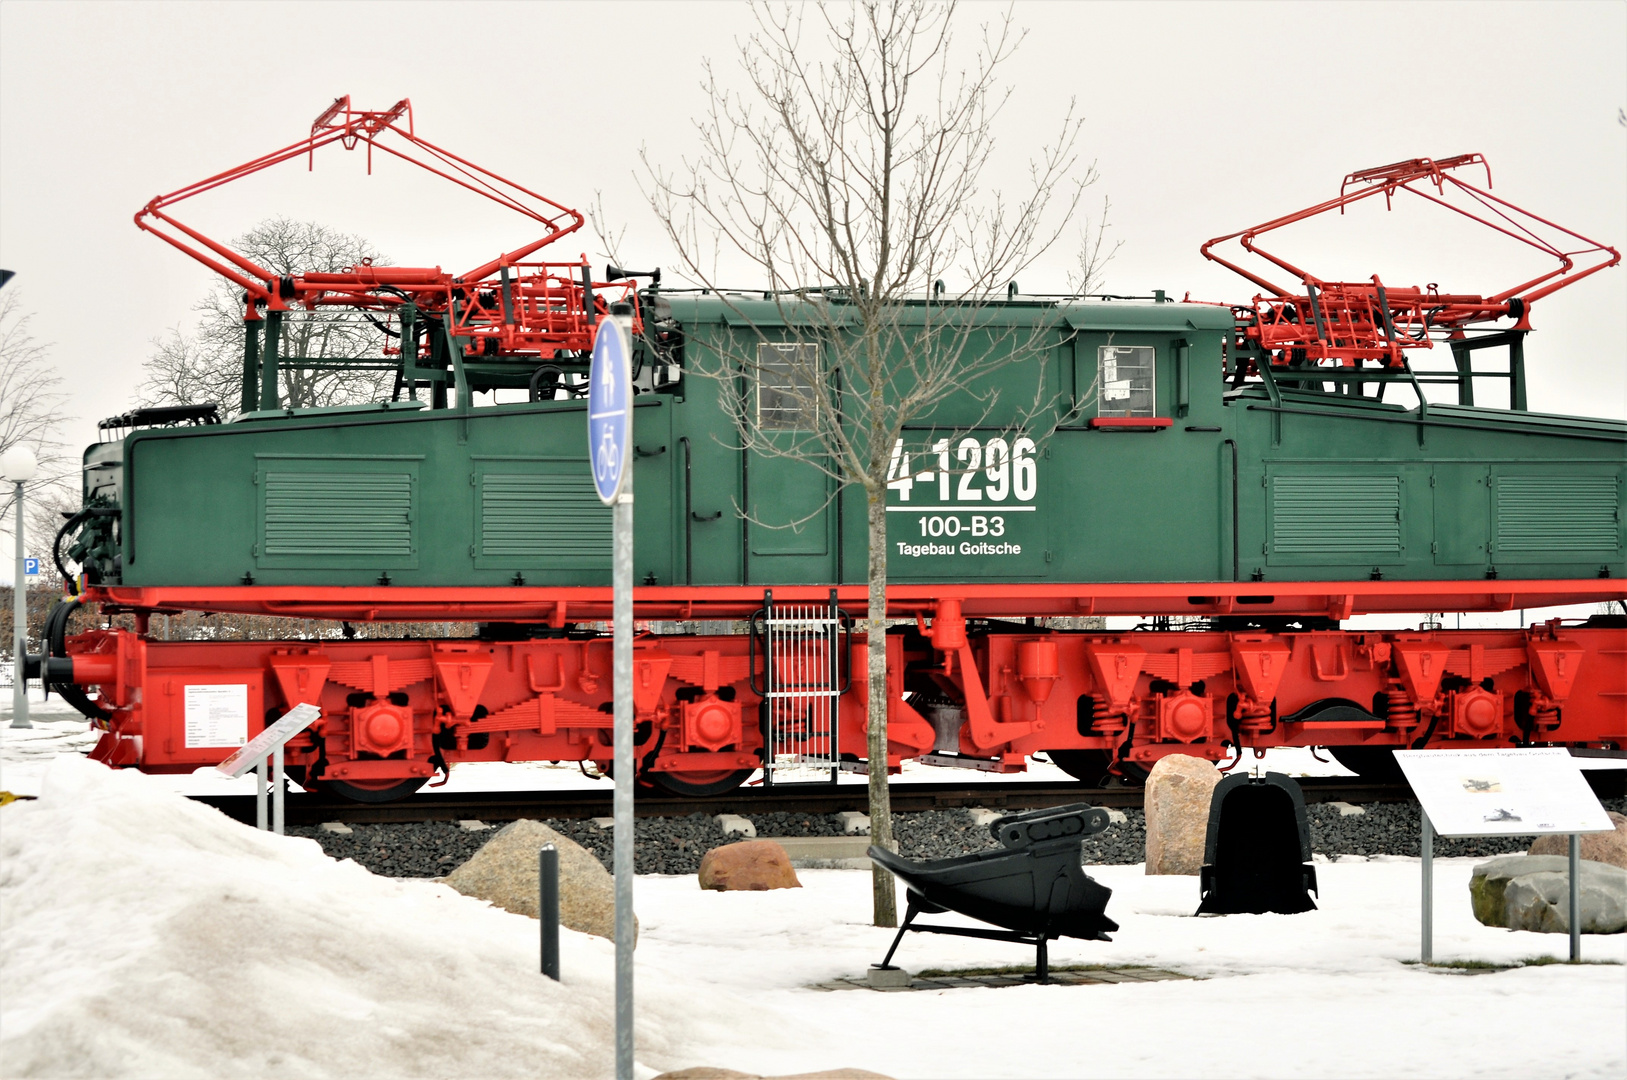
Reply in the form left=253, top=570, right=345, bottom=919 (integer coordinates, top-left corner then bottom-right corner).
left=215, top=703, right=322, bottom=778
left=1393, top=747, right=1614, bottom=838
left=184, top=683, right=249, bottom=748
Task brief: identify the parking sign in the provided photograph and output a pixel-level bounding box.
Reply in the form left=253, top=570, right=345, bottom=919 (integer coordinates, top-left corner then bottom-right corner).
left=23, top=558, right=39, bottom=576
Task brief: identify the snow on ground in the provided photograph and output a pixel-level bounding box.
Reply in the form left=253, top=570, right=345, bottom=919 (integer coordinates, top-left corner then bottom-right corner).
left=4, top=755, right=1623, bottom=1080
left=642, top=865, right=1625, bottom=1080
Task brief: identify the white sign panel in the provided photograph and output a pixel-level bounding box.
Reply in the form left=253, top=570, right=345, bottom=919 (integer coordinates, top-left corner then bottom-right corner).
left=184, top=684, right=249, bottom=748
left=215, top=703, right=323, bottom=778
left=1393, top=747, right=1614, bottom=838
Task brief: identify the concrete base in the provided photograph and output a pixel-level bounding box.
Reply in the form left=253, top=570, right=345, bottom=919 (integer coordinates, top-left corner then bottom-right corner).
left=865, top=965, right=913, bottom=988
left=772, top=835, right=874, bottom=869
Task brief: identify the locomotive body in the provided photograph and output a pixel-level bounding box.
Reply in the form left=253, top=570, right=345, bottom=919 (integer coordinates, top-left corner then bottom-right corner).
left=79, top=295, right=1626, bottom=595
left=56, top=294, right=1627, bottom=798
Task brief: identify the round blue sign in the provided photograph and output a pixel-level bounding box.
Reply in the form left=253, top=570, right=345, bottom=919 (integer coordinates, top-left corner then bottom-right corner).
left=588, top=317, right=632, bottom=504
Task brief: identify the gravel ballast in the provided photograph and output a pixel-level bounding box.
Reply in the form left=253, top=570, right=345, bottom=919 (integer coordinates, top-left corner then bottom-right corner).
left=288, top=796, right=1627, bottom=879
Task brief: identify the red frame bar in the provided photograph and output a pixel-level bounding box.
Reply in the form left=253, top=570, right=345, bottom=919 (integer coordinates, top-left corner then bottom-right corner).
left=86, top=579, right=1627, bottom=624
left=1087, top=417, right=1174, bottom=430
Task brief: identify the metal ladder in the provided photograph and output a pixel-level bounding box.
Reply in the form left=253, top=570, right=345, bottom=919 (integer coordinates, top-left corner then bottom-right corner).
left=750, top=589, right=849, bottom=786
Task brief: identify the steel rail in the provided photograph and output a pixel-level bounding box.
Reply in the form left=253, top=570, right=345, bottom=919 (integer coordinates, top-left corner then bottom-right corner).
left=190, top=776, right=1415, bottom=827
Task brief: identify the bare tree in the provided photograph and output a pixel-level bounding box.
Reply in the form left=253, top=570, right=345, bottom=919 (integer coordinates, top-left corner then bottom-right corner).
left=645, top=0, right=1103, bottom=925
left=1072, top=196, right=1122, bottom=297
left=0, top=288, right=70, bottom=525
left=139, top=218, right=395, bottom=418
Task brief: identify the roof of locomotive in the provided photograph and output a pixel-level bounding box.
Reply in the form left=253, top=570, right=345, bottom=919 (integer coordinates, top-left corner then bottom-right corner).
left=660, top=292, right=1236, bottom=333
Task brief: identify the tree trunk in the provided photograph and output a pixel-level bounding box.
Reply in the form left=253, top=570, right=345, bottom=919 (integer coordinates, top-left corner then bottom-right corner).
left=866, top=484, right=897, bottom=927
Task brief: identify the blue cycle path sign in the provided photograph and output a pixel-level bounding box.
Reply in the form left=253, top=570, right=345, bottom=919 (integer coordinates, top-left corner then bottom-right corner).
left=589, top=316, right=633, bottom=505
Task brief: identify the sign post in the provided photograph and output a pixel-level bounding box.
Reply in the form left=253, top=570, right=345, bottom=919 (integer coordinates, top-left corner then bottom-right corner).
left=589, top=304, right=634, bottom=1080
left=1395, top=748, right=1614, bottom=963
left=2, top=444, right=38, bottom=730
left=216, top=702, right=322, bottom=834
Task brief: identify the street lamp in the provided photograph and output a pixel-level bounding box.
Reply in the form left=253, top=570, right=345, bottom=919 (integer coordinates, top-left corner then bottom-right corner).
left=1, top=444, right=38, bottom=729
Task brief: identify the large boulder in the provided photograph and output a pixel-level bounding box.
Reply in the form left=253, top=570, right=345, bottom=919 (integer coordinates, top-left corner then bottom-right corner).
left=1528, top=811, right=1627, bottom=869
left=1469, top=854, right=1627, bottom=934
left=442, top=819, right=636, bottom=944
left=1144, top=754, right=1221, bottom=875
left=697, top=839, right=801, bottom=891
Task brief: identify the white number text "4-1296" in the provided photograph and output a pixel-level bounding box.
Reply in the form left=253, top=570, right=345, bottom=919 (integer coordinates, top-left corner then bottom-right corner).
left=884, top=436, right=1036, bottom=503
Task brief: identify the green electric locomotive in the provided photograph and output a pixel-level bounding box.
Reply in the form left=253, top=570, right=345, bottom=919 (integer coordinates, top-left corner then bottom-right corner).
left=40, top=102, right=1627, bottom=800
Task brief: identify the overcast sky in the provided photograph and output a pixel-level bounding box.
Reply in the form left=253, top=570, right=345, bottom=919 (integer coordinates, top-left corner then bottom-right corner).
left=2, top=0, right=1623, bottom=463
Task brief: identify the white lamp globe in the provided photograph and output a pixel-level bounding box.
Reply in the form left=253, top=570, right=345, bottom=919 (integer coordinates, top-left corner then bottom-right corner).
left=0, top=444, right=38, bottom=483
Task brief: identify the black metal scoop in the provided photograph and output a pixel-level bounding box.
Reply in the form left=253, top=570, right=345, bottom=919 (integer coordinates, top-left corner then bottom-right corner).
left=868, top=803, right=1119, bottom=982
left=1196, top=772, right=1319, bottom=915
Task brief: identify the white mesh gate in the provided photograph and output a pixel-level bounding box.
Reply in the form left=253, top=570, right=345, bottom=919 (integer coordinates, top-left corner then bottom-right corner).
left=751, top=590, right=848, bottom=785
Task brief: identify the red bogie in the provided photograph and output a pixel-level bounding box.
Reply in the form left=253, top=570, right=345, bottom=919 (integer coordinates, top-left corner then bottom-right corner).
left=69, top=591, right=1625, bottom=793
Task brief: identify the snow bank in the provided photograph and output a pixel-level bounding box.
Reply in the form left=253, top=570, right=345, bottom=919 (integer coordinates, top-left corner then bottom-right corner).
left=0, top=756, right=726, bottom=1079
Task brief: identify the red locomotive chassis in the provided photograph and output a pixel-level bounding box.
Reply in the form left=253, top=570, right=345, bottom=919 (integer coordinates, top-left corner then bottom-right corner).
left=70, top=584, right=1626, bottom=792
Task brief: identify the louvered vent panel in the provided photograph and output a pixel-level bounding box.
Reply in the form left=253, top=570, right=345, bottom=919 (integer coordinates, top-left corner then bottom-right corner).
left=263, top=472, right=414, bottom=556
left=1495, top=476, right=1619, bottom=552
left=481, top=474, right=610, bottom=560
left=1272, top=475, right=1402, bottom=555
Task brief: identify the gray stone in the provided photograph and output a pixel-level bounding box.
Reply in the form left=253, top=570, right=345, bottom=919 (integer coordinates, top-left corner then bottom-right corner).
left=966, top=807, right=1002, bottom=830
left=713, top=813, right=756, bottom=838
left=835, top=811, right=871, bottom=835
left=442, top=819, right=637, bottom=944
left=1469, top=855, right=1627, bottom=934
left=653, top=1070, right=895, bottom=1080
left=1144, top=754, right=1222, bottom=875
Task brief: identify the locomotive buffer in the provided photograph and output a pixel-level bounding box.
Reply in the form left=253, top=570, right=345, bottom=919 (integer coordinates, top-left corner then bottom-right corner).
left=589, top=305, right=634, bottom=1080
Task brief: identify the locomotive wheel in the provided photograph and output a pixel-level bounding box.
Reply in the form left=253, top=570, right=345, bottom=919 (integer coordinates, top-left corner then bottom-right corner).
left=1327, top=746, right=1406, bottom=783
left=316, top=776, right=430, bottom=803
left=648, top=768, right=754, bottom=797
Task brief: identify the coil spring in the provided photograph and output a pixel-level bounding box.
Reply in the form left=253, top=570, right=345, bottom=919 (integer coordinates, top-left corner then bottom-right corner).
left=1385, top=688, right=1419, bottom=730
left=1531, top=707, right=1561, bottom=734
left=1090, top=693, right=1127, bottom=737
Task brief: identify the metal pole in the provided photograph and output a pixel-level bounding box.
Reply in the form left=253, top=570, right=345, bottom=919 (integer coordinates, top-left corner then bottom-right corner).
left=1568, top=833, right=1581, bottom=962
left=540, top=843, right=560, bottom=980
left=241, top=316, right=261, bottom=416
left=273, top=744, right=285, bottom=836
left=256, top=758, right=268, bottom=831
left=612, top=489, right=634, bottom=1080
left=10, top=480, right=28, bottom=729
left=1420, top=809, right=1433, bottom=964
left=260, top=308, right=283, bottom=412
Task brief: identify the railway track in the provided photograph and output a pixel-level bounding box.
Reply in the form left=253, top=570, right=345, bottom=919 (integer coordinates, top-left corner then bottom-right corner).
left=191, top=776, right=1415, bottom=827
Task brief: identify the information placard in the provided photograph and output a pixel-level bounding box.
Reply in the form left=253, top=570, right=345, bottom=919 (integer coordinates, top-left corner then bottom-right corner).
left=1393, top=747, right=1614, bottom=838
left=215, top=703, right=322, bottom=778
left=184, top=684, right=249, bottom=748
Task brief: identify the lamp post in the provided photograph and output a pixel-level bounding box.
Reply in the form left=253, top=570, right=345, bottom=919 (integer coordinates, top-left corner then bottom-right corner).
left=1, top=444, right=38, bottom=729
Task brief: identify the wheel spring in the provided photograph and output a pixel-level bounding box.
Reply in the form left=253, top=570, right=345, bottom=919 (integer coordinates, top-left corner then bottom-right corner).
left=1384, top=687, right=1419, bottom=731
left=1089, top=694, right=1127, bottom=737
